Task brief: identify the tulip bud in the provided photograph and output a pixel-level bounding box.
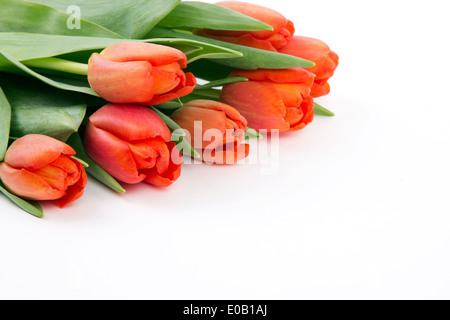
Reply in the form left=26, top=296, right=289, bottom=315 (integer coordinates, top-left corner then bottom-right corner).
left=85, top=104, right=182, bottom=187
left=170, top=100, right=249, bottom=164
left=0, top=134, right=87, bottom=208
left=278, top=36, right=339, bottom=97
left=195, top=1, right=295, bottom=52
left=88, top=42, right=197, bottom=105
left=221, top=68, right=315, bottom=133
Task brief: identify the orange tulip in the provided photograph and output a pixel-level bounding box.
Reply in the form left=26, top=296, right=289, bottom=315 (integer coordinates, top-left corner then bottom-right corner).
left=221, top=68, right=314, bottom=133
left=0, top=134, right=87, bottom=208
left=85, top=104, right=182, bottom=187
left=195, top=1, right=295, bottom=52
left=88, top=42, right=197, bottom=105
left=278, top=36, right=339, bottom=97
left=170, top=100, right=249, bottom=164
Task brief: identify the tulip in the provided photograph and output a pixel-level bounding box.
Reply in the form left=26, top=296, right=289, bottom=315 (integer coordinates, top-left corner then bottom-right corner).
left=88, top=42, right=197, bottom=105
left=278, top=36, right=339, bottom=97
left=0, top=134, right=87, bottom=208
left=221, top=68, right=315, bottom=133
left=85, top=104, right=182, bottom=187
left=170, top=100, right=249, bottom=164
left=195, top=1, right=295, bottom=52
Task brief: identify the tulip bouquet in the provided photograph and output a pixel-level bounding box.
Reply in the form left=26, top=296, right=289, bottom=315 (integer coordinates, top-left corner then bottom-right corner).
left=0, top=0, right=339, bottom=217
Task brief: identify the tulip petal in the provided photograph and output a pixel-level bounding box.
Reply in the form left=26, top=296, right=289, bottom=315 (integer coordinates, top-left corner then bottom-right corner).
left=221, top=81, right=290, bottom=132
left=231, top=67, right=314, bottom=85
left=89, top=104, right=172, bottom=143
left=152, top=63, right=182, bottom=95
left=0, top=163, right=66, bottom=201
left=100, top=42, right=188, bottom=69
left=88, top=53, right=155, bottom=104
left=56, top=160, right=88, bottom=208
left=143, top=143, right=182, bottom=187
left=202, top=142, right=250, bottom=165
left=216, top=1, right=290, bottom=39
left=183, top=100, right=248, bottom=130
left=149, top=72, right=197, bottom=105
left=4, top=134, right=75, bottom=171
left=85, top=122, right=146, bottom=184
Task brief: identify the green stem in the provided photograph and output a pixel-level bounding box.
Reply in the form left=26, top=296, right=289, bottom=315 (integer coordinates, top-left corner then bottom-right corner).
left=21, top=58, right=89, bottom=76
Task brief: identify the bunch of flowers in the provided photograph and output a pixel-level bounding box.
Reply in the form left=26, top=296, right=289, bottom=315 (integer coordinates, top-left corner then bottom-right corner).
left=0, top=0, right=338, bottom=217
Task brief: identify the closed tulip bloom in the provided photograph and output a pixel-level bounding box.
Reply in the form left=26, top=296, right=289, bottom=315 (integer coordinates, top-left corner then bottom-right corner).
left=221, top=68, right=315, bottom=133
left=88, top=42, right=197, bottom=105
left=85, top=104, right=182, bottom=187
left=0, top=134, right=87, bottom=208
left=171, top=100, right=249, bottom=164
left=195, top=1, right=295, bottom=52
left=278, top=36, right=339, bottom=97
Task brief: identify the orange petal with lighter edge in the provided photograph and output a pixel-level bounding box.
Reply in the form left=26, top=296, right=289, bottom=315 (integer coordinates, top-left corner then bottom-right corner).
left=4, top=134, right=75, bottom=171
left=0, top=163, right=66, bottom=201
left=85, top=122, right=145, bottom=184
left=143, top=143, right=182, bottom=187
left=88, top=54, right=155, bottom=104
left=89, top=104, right=172, bottom=143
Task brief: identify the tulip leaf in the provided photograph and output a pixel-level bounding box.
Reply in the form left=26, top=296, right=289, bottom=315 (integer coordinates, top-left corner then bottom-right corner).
left=314, top=103, right=336, bottom=117
left=0, top=0, right=122, bottom=38
left=0, top=181, right=44, bottom=218
left=150, top=106, right=201, bottom=159
left=0, top=86, right=11, bottom=161
left=31, top=0, right=181, bottom=39
left=147, top=28, right=315, bottom=70
left=158, top=1, right=272, bottom=32
left=191, top=89, right=222, bottom=101
left=245, top=128, right=263, bottom=140
left=196, top=77, right=248, bottom=90
left=0, top=75, right=87, bottom=142
left=66, top=133, right=126, bottom=194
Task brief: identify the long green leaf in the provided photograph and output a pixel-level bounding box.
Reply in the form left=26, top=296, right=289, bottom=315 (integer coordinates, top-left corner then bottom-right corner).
left=66, top=133, right=126, bottom=194
left=0, top=33, right=241, bottom=66
left=32, top=0, right=181, bottom=39
left=148, top=28, right=315, bottom=70
left=158, top=1, right=272, bottom=31
left=0, top=181, right=44, bottom=218
left=0, top=86, right=11, bottom=161
left=0, top=50, right=99, bottom=96
left=0, top=0, right=122, bottom=38
left=0, top=75, right=87, bottom=142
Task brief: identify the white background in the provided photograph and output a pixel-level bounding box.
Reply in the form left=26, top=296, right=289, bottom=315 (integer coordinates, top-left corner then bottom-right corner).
left=1, top=0, right=450, bottom=300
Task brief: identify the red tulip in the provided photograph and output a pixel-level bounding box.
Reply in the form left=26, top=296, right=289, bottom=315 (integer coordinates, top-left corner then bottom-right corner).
left=278, top=36, right=339, bottom=97
left=85, top=104, right=182, bottom=187
left=195, top=1, right=295, bottom=52
left=88, top=42, right=197, bottom=105
left=221, top=68, right=314, bottom=133
left=170, top=100, right=249, bottom=164
left=0, top=134, right=87, bottom=208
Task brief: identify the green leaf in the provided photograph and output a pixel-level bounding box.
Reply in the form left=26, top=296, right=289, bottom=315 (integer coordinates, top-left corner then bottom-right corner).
left=0, top=86, right=11, bottom=161
left=0, top=0, right=122, bottom=38
left=191, top=88, right=222, bottom=101
left=150, top=106, right=200, bottom=158
left=0, top=50, right=99, bottom=96
left=66, top=133, right=126, bottom=194
left=0, top=181, right=44, bottom=218
left=158, top=1, right=272, bottom=31
left=155, top=102, right=183, bottom=111
left=0, top=75, right=87, bottom=142
left=245, top=128, right=263, bottom=140
left=0, top=32, right=241, bottom=72
left=196, top=77, right=248, bottom=90
left=314, top=103, right=336, bottom=117
left=148, top=28, right=315, bottom=70
left=32, top=0, right=181, bottom=39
